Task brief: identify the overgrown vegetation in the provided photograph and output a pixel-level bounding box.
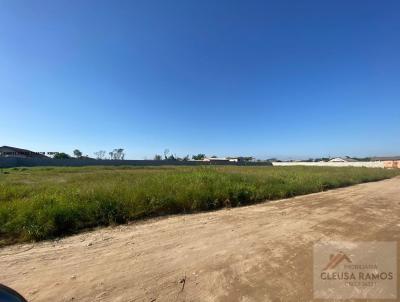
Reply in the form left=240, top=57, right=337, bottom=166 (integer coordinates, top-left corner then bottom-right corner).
left=0, top=166, right=398, bottom=245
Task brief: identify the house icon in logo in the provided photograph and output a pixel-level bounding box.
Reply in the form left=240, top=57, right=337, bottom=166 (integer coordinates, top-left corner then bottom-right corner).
left=323, top=251, right=352, bottom=270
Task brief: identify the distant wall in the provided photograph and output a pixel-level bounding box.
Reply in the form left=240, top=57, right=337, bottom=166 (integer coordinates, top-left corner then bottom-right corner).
left=0, top=157, right=272, bottom=168
left=383, top=160, right=400, bottom=169
left=272, top=161, right=385, bottom=168
left=1, top=158, right=392, bottom=169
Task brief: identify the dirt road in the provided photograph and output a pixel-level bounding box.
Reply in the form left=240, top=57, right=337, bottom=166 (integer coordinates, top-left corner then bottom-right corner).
left=1, top=177, right=400, bottom=301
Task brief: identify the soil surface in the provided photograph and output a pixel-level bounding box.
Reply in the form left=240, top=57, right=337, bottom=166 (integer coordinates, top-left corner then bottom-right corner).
left=1, top=177, right=399, bottom=302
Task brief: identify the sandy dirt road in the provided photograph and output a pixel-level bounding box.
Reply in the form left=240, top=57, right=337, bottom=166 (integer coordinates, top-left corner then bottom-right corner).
left=1, top=177, right=400, bottom=302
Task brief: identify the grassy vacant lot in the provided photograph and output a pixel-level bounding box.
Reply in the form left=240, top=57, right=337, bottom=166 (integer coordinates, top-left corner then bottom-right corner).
left=0, top=166, right=398, bottom=245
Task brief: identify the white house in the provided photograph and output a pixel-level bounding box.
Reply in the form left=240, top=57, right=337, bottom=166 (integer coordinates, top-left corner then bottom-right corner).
left=329, top=157, right=357, bottom=163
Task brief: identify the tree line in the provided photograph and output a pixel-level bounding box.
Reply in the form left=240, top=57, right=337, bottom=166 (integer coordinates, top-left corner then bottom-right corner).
left=52, top=148, right=255, bottom=162
left=53, top=149, right=125, bottom=160
left=152, top=149, right=205, bottom=161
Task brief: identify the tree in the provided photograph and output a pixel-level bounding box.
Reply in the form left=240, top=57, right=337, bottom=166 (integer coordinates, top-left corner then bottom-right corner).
left=110, top=148, right=125, bottom=160
left=53, top=152, right=70, bottom=159
left=163, top=149, right=170, bottom=160
left=192, top=154, right=206, bottom=160
left=154, top=154, right=162, bottom=160
left=73, top=149, right=82, bottom=158
left=94, top=150, right=106, bottom=160
left=182, top=155, right=190, bottom=161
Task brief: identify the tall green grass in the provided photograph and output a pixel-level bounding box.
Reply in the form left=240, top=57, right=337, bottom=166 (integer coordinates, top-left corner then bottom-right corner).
left=0, top=166, right=398, bottom=245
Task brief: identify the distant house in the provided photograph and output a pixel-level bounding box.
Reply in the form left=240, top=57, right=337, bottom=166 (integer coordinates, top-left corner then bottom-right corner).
left=371, top=156, right=400, bottom=161
left=0, top=146, right=48, bottom=158
left=371, top=156, right=400, bottom=169
left=329, top=157, right=358, bottom=163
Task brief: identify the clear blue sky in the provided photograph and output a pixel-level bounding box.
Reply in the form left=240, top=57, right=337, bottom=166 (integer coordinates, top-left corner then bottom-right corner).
left=1, top=0, right=399, bottom=159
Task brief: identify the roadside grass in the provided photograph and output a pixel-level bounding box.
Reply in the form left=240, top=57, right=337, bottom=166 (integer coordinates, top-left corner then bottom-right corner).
left=0, top=166, right=398, bottom=245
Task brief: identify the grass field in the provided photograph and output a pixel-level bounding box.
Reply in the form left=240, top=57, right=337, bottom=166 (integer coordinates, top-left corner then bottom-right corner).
left=0, top=165, right=398, bottom=245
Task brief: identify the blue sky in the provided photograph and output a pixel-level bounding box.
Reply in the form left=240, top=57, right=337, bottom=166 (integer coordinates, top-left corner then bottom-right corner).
left=0, top=0, right=399, bottom=159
